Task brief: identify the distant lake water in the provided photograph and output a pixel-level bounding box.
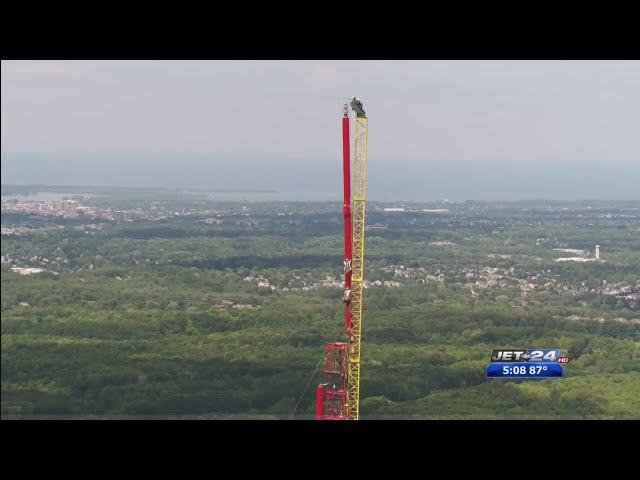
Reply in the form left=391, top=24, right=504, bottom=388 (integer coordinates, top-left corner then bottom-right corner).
left=3, top=155, right=640, bottom=201
left=204, top=190, right=340, bottom=202
left=1, top=192, right=74, bottom=201
left=1, top=192, right=109, bottom=202
left=1, top=189, right=339, bottom=203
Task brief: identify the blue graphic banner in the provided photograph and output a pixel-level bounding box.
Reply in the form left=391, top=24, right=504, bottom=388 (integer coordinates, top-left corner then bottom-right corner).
left=486, top=362, right=563, bottom=378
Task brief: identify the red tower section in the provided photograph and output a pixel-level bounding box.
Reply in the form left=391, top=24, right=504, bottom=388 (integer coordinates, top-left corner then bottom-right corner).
left=316, top=342, right=348, bottom=420
left=316, top=104, right=352, bottom=420
left=342, top=104, right=353, bottom=333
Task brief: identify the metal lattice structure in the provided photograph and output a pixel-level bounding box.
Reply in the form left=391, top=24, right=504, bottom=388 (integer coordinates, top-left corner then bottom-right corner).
left=317, top=99, right=368, bottom=420
left=346, top=116, right=368, bottom=420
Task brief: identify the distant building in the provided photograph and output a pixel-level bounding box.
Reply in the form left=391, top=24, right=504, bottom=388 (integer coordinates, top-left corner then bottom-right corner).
left=366, top=223, right=389, bottom=231
left=553, top=248, right=585, bottom=255
left=233, top=304, right=256, bottom=310
left=554, top=257, right=594, bottom=263
left=10, top=267, right=46, bottom=275
left=217, top=299, right=236, bottom=309
left=422, top=209, right=450, bottom=214
left=595, top=244, right=600, bottom=260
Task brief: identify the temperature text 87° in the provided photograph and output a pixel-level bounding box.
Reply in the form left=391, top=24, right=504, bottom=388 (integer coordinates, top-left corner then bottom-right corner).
left=502, top=366, right=549, bottom=375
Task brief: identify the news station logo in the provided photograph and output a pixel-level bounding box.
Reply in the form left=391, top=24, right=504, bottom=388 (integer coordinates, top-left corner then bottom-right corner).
left=486, top=349, right=568, bottom=379
left=490, top=349, right=570, bottom=364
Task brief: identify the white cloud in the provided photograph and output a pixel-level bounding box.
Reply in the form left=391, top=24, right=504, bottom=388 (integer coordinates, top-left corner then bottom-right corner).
left=1, top=62, right=83, bottom=78
left=296, top=66, right=344, bottom=93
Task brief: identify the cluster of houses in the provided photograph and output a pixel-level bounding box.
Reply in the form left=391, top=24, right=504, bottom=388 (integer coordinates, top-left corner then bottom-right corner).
left=216, top=299, right=257, bottom=310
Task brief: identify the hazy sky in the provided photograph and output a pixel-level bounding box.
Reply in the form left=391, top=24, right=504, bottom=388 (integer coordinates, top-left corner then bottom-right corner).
left=2, top=60, right=639, bottom=199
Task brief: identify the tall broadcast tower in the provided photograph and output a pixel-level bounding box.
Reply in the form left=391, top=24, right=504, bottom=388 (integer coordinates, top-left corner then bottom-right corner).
left=316, top=98, right=369, bottom=420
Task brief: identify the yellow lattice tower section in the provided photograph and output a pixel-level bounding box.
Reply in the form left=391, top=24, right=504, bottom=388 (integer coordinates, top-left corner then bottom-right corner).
left=346, top=116, right=368, bottom=420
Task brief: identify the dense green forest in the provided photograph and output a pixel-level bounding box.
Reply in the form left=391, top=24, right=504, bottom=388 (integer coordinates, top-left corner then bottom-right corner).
left=2, top=191, right=639, bottom=418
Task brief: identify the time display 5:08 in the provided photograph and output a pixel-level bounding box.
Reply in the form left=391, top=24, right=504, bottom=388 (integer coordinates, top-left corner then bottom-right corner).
left=486, top=362, right=563, bottom=378
left=503, top=365, right=548, bottom=375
